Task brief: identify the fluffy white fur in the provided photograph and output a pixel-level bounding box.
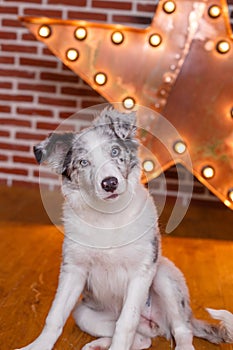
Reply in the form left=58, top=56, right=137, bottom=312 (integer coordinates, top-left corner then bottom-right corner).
left=17, top=109, right=233, bottom=350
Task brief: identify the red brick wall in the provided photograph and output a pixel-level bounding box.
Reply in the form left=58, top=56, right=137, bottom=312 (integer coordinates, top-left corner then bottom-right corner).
left=0, top=0, right=232, bottom=205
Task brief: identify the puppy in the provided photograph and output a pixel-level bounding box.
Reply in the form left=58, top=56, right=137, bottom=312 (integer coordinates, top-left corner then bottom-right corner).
left=17, top=108, right=233, bottom=350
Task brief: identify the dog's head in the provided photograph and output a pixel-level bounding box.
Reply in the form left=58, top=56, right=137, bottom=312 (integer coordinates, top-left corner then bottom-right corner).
left=34, top=108, right=140, bottom=207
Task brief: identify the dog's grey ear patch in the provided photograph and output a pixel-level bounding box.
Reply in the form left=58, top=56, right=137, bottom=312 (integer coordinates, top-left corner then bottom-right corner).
left=33, top=132, right=75, bottom=174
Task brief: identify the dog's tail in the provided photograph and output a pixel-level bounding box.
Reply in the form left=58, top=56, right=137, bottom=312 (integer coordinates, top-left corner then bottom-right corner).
left=191, top=308, right=233, bottom=343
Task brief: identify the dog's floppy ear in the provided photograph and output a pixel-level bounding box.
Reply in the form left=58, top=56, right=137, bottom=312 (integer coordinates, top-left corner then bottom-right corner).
left=33, top=133, right=74, bottom=175
left=96, top=108, right=137, bottom=140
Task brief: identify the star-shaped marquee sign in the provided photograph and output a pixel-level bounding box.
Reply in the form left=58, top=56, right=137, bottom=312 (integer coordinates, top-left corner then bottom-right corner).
left=20, top=0, right=233, bottom=209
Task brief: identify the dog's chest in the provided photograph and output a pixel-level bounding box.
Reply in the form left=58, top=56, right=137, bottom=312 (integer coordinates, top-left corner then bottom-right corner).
left=84, top=247, right=145, bottom=311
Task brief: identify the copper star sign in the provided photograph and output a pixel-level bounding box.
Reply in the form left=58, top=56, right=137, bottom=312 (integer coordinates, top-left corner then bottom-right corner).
left=20, top=0, right=233, bottom=209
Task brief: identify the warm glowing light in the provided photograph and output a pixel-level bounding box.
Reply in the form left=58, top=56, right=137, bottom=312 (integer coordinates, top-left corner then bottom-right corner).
left=122, top=97, right=135, bottom=110
left=173, top=141, right=187, bottom=154
left=143, top=160, right=155, bottom=172
left=216, top=40, right=230, bottom=54
left=111, top=31, right=124, bottom=45
left=74, top=27, right=87, bottom=40
left=94, top=72, right=107, bottom=86
left=149, top=34, right=162, bottom=47
left=163, top=1, right=176, bottom=14
left=208, top=5, right=221, bottom=18
left=202, top=166, right=215, bottom=179
left=66, top=48, right=79, bottom=61
left=228, top=189, right=233, bottom=202
left=38, top=25, right=51, bottom=38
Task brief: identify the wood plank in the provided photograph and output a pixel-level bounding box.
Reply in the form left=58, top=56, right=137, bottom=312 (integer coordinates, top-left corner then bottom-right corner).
left=0, top=223, right=232, bottom=350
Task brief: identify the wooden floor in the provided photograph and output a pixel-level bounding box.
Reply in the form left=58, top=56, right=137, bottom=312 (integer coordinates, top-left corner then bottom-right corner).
left=0, top=186, right=233, bottom=350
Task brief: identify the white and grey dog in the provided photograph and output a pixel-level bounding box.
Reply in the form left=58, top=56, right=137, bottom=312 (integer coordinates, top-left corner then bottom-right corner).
left=18, top=109, right=233, bottom=350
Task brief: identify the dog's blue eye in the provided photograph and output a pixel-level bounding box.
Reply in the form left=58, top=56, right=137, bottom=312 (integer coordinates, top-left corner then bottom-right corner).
left=80, top=159, right=89, bottom=167
left=111, top=147, right=120, bottom=157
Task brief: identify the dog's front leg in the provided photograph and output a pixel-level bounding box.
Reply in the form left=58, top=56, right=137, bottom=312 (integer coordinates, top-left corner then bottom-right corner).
left=17, top=264, right=87, bottom=350
left=110, top=273, right=155, bottom=350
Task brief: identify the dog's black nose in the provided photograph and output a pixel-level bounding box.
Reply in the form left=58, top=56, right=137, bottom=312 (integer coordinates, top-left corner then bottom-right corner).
left=101, top=177, right=118, bottom=193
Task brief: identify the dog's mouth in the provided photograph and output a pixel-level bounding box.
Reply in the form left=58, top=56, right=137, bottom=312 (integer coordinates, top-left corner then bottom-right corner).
left=105, top=193, right=119, bottom=200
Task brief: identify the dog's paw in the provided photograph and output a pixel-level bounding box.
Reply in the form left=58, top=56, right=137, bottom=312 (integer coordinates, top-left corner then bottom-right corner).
left=175, top=346, right=195, bottom=350
left=15, top=339, right=52, bottom=350
left=81, top=337, right=111, bottom=350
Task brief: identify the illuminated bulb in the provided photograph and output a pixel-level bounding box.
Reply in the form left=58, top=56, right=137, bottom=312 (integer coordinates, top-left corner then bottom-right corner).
left=216, top=40, right=230, bottom=54
left=123, top=97, right=135, bottom=110
left=173, top=141, right=187, bottom=154
left=163, top=1, right=176, bottom=14
left=149, top=34, right=162, bottom=47
left=208, top=5, right=221, bottom=18
left=202, top=166, right=215, bottom=179
left=94, top=72, right=107, bottom=86
left=66, top=48, right=79, bottom=61
left=74, top=27, right=87, bottom=40
left=111, top=31, right=124, bottom=45
left=227, top=189, right=233, bottom=202
left=143, top=160, right=155, bottom=172
left=38, top=25, right=51, bottom=38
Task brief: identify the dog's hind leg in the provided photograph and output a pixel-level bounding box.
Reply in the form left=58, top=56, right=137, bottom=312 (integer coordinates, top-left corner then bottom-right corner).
left=74, top=302, right=152, bottom=350
left=152, top=257, right=194, bottom=350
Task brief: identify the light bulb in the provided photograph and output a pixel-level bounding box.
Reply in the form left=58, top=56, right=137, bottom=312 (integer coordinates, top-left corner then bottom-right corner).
left=74, top=27, right=87, bottom=40
left=94, top=72, right=107, bottom=86
left=66, top=48, right=79, bottom=61
left=202, top=166, right=215, bottom=179
left=149, top=34, right=162, bottom=47
left=143, top=160, right=155, bottom=172
left=163, top=1, right=176, bottom=14
left=216, top=40, right=230, bottom=54
left=38, top=25, right=51, bottom=38
left=123, top=97, right=135, bottom=110
left=111, top=31, right=124, bottom=45
left=208, top=5, right=221, bottom=18
left=173, top=141, right=187, bottom=154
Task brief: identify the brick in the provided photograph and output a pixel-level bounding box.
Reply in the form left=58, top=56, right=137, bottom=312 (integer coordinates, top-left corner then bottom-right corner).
left=0, top=154, right=8, bottom=161
left=16, top=131, right=47, bottom=141
left=4, top=0, right=41, bottom=3
left=20, top=57, right=58, bottom=69
left=59, top=111, right=75, bottom=119
left=0, top=106, right=11, bottom=113
left=0, top=130, right=10, bottom=137
left=0, top=69, right=35, bottom=79
left=0, top=57, right=14, bottom=64
left=36, top=121, right=60, bottom=130
left=48, top=0, right=86, bottom=5
left=0, top=31, right=17, bottom=40
left=0, top=94, right=33, bottom=102
left=2, top=19, right=23, bottom=28
left=33, top=170, right=58, bottom=179
left=24, top=8, right=62, bottom=17
left=39, top=96, right=76, bottom=107
left=2, top=44, right=37, bottom=54
left=0, top=118, right=31, bottom=127
left=61, top=86, right=100, bottom=97
left=13, top=156, right=37, bottom=165
left=0, top=179, right=7, bottom=186
left=18, top=83, right=56, bottom=93
left=0, top=167, right=28, bottom=176
left=40, top=71, right=79, bottom=83
left=137, top=4, right=157, bottom=13
left=112, top=14, right=152, bottom=25
left=0, top=82, right=12, bottom=89
left=92, top=1, right=132, bottom=10
left=0, top=142, right=30, bottom=152
left=17, top=107, right=53, bottom=117
left=42, top=48, right=54, bottom=56
left=22, top=33, right=37, bottom=41
left=0, top=6, right=18, bottom=14
left=68, top=11, right=107, bottom=21
left=81, top=99, right=105, bottom=108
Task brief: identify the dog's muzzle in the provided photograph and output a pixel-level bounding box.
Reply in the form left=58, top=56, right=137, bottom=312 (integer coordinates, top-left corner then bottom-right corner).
left=101, top=177, right=118, bottom=193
